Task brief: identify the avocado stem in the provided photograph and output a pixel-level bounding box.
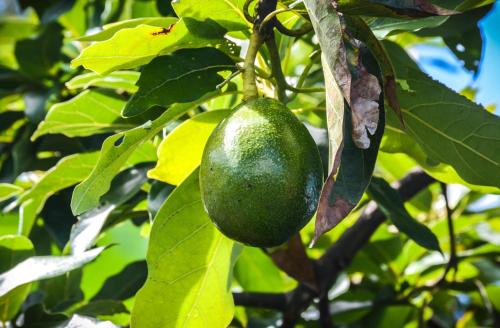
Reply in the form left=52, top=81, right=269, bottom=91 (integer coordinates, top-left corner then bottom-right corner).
left=243, top=31, right=263, bottom=101
left=242, top=0, right=279, bottom=101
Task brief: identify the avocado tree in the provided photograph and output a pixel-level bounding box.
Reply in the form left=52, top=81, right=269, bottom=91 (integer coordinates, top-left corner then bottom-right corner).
left=0, top=0, right=499, bottom=327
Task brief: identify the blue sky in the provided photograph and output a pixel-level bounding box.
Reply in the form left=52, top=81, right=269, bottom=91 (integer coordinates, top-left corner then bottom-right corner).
left=410, top=2, right=500, bottom=109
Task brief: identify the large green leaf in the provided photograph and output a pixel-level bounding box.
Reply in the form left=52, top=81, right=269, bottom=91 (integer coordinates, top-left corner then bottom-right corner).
left=385, top=41, right=500, bottom=188
left=132, top=170, right=239, bottom=328
left=368, top=177, right=441, bottom=252
left=381, top=124, right=500, bottom=193
left=172, top=0, right=249, bottom=31
left=65, top=71, right=140, bottom=93
left=123, top=48, right=235, bottom=117
left=17, top=152, right=100, bottom=235
left=148, top=110, right=230, bottom=185
left=32, top=90, right=134, bottom=140
left=0, top=235, right=34, bottom=322
left=0, top=247, right=104, bottom=298
left=71, top=91, right=230, bottom=215
left=78, top=17, right=178, bottom=42
left=71, top=18, right=226, bottom=75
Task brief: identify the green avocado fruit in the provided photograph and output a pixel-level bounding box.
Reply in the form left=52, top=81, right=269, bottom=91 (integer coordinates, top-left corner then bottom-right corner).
left=199, top=98, right=323, bottom=247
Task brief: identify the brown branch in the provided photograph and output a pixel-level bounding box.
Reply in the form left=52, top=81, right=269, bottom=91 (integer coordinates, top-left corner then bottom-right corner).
left=234, top=170, right=435, bottom=327
left=233, top=291, right=288, bottom=311
left=318, top=295, right=334, bottom=328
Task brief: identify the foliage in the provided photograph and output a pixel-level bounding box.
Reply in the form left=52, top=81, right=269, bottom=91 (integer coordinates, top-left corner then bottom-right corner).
left=0, top=0, right=498, bottom=327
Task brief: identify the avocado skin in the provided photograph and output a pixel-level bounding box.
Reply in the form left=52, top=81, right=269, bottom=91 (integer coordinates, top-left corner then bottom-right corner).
left=199, top=98, right=323, bottom=247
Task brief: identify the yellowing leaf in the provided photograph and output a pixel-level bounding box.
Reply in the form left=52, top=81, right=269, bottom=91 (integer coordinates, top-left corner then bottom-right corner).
left=148, top=110, right=230, bottom=185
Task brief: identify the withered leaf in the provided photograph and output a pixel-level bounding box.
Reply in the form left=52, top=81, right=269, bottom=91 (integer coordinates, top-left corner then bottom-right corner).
left=350, top=66, right=382, bottom=149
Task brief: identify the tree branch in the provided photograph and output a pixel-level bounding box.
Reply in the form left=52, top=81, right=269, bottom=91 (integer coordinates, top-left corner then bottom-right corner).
left=234, top=170, right=435, bottom=326
left=233, top=291, right=288, bottom=311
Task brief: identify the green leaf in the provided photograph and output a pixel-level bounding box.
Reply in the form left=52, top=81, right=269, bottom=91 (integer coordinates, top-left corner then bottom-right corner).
left=234, top=247, right=288, bottom=293
left=15, top=22, right=63, bottom=78
left=123, top=48, right=235, bottom=117
left=367, top=15, right=449, bottom=38
left=0, top=183, right=23, bottom=202
left=70, top=91, right=230, bottom=216
left=17, top=152, right=100, bottom=235
left=368, top=177, right=441, bottom=252
left=148, top=110, right=230, bottom=185
left=0, top=247, right=104, bottom=298
left=78, top=17, right=178, bottom=42
left=0, top=235, right=34, bottom=322
left=0, top=15, right=38, bottom=42
left=92, top=261, right=147, bottom=301
left=385, top=41, right=500, bottom=188
left=381, top=123, right=500, bottom=193
left=75, top=300, right=129, bottom=317
left=132, top=170, right=240, bottom=328
left=32, top=90, right=135, bottom=140
left=68, top=164, right=151, bottom=254
left=71, top=18, right=226, bottom=75
left=65, top=71, right=140, bottom=93
left=172, top=0, right=249, bottom=31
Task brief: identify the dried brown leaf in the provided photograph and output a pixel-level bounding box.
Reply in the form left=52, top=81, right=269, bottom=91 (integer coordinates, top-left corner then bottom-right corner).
left=350, top=66, right=381, bottom=149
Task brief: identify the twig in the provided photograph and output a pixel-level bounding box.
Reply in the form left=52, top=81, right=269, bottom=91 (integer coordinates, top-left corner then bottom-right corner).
left=216, top=70, right=242, bottom=90
left=265, top=34, right=288, bottom=102
left=438, top=183, right=458, bottom=284
left=243, top=0, right=257, bottom=22
left=233, top=291, right=287, bottom=311
left=318, top=295, right=334, bottom=328
left=275, top=20, right=313, bottom=37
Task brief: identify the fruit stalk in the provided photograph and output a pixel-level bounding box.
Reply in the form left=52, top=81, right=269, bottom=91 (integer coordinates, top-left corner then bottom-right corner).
left=242, top=0, right=278, bottom=101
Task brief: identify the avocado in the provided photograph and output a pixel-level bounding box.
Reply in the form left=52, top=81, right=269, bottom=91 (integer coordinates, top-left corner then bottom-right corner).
left=199, top=98, right=323, bottom=247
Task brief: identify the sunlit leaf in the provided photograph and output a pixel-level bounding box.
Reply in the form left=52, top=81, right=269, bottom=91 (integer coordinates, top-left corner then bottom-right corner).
left=78, top=17, right=178, bottom=42
left=0, top=247, right=104, bottom=298
left=17, top=152, right=99, bottom=235
left=32, top=90, right=134, bottom=140
left=0, top=235, right=34, bottom=322
left=0, top=183, right=23, bottom=202
left=132, top=170, right=240, bottom=327
left=148, top=110, right=230, bottom=185
left=172, top=0, right=249, bottom=31
left=71, top=91, right=228, bottom=216
left=65, top=71, right=140, bottom=93
left=71, top=18, right=226, bottom=75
